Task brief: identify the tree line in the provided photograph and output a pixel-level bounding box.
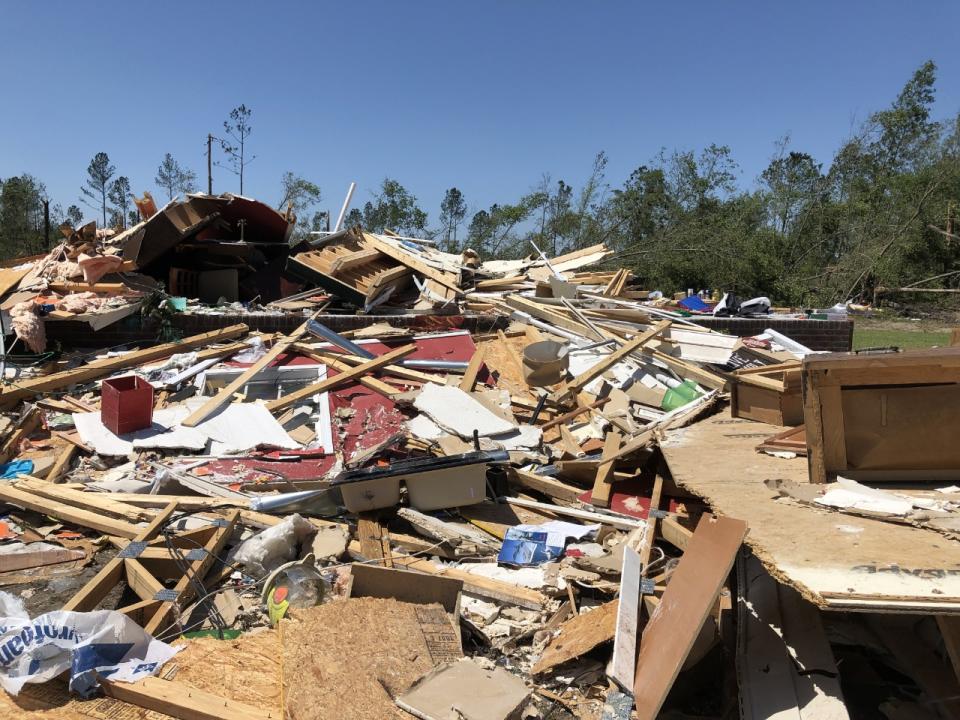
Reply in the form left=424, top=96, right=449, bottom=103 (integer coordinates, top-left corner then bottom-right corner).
left=2, top=63, right=959, bottom=305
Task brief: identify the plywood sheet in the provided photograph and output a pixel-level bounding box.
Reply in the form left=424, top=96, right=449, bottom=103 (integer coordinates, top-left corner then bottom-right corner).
left=661, top=411, right=960, bottom=612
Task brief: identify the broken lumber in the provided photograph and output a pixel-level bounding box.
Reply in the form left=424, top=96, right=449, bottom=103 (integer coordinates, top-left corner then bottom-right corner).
left=590, top=431, right=622, bottom=508
left=505, top=496, right=644, bottom=530
left=533, top=599, right=619, bottom=674
left=182, top=318, right=315, bottom=426
left=553, top=320, right=671, bottom=402
left=633, top=514, right=748, bottom=720
left=540, top=397, right=611, bottom=431
left=0, top=483, right=142, bottom=538
left=348, top=540, right=545, bottom=609
left=459, top=345, right=486, bottom=392
left=509, top=468, right=583, bottom=503
left=0, top=324, right=249, bottom=408
left=100, top=676, right=273, bottom=720
left=265, top=343, right=417, bottom=413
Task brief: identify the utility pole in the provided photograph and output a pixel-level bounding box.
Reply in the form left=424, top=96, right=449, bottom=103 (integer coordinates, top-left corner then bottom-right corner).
left=43, top=200, right=49, bottom=249
left=207, top=134, right=213, bottom=195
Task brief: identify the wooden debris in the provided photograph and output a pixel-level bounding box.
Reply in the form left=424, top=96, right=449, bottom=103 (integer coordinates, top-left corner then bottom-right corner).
left=265, top=343, right=417, bottom=413
left=182, top=318, right=315, bottom=426
left=590, top=431, right=622, bottom=508
left=532, top=599, right=619, bottom=674
left=100, top=676, right=273, bottom=720
left=633, top=514, right=748, bottom=719
left=0, top=324, right=249, bottom=408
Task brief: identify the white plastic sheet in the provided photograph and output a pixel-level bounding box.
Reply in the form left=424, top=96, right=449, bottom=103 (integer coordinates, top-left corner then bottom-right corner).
left=0, top=593, right=179, bottom=697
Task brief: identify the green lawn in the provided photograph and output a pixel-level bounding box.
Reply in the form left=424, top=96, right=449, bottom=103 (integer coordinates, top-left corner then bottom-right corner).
left=853, top=326, right=951, bottom=350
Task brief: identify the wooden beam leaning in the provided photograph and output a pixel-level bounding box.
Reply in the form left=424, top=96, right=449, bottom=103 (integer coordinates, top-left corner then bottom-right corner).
left=182, top=319, right=314, bottom=427
left=459, top=345, right=486, bottom=392
left=590, top=431, right=622, bottom=508
left=143, top=510, right=241, bottom=636
left=265, top=343, right=417, bottom=414
left=0, top=324, right=249, bottom=408
left=552, top=320, right=672, bottom=403
left=64, top=502, right=178, bottom=613
left=291, top=345, right=407, bottom=395
left=633, top=514, right=748, bottom=719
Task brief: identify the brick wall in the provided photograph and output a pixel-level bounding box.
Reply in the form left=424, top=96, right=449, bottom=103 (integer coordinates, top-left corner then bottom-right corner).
left=688, top=317, right=853, bottom=352
left=42, top=310, right=851, bottom=352
left=44, top=312, right=509, bottom=348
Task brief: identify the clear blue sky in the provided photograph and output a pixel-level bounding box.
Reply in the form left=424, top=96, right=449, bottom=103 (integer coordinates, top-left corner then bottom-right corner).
left=2, top=1, right=959, bottom=228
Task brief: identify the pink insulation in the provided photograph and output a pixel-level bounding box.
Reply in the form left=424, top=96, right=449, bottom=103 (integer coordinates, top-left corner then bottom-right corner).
left=10, top=301, right=46, bottom=354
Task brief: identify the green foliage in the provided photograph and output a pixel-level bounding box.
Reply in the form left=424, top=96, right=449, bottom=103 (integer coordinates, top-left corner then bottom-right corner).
left=220, top=105, right=254, bottom=194
left=439, top=187, right=467, bottom=252
left=80, top=152, right=115, bottom=228
left=360, top=178, right=428, bottom=236
left=277, top=171, right=322, bottom=240
left=0, top=175, right=49, bottom=256
left=107, top=175, right=132, bottom=229
left=155, top=153, right=197, bottom=201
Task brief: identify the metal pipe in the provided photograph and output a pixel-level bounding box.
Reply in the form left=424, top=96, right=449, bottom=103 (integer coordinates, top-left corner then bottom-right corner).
left=306, top=320, right=375, bottom=359
left=333, top=182, right=356, bottom=232
left=401, top=359, right=469, bottom=371
left=308, top=320, right=469, bottom=371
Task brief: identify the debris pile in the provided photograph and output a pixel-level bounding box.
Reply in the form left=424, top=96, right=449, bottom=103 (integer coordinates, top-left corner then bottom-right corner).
left=0, top=206, right=954, bottom=720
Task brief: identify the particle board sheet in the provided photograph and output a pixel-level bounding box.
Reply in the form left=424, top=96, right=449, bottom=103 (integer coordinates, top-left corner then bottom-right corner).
left=661, top=411, right=960, bottom=613
left=282, top=597, right=461, bottom=719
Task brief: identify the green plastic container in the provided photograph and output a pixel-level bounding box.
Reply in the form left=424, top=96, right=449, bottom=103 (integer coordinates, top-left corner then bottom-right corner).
left=660, top=380, right=702, bottom=412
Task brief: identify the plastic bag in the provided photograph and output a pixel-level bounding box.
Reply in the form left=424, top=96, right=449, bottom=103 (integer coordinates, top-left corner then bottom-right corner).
left=0, top=591, right=179, bottom=697
left=233, top=513, right=316, bottom=576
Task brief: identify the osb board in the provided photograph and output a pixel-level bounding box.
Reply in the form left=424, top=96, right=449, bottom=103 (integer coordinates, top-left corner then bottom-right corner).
left=477, top=334, right=532, bottom=400
left=0, top=598, right=459, bottom=720
left=2, top=682, right=172, bottom=719
left=660, top=411, right=960, bottom=613
left=283, top=597, right=461, bottom=720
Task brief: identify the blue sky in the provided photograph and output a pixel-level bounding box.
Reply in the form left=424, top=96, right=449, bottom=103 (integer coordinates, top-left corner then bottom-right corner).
left=2, top=1, right=959, bottom=228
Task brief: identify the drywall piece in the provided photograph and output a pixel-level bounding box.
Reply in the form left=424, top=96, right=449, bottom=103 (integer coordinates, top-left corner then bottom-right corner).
left=73, top=407, right=207, bottom=455
left=737, top=552, right=849, bottom=720
left=397, top=658, right=530, bottom=720
left=407, top=414, right=447, bottom=441
left=189, top=401, right=299, bottom=452
left=608, top=546, right=641, bottom=691
left=73, top=402, right=298, bottom=455
left=633, top=514, right=748, bottom=720
left=661, top=411, right=960, bottom=612
left=414, top=382, right=516, bottom=438
left=489, top=425, right=543, bottom=451
left=815, top=478, right=914, bottom=516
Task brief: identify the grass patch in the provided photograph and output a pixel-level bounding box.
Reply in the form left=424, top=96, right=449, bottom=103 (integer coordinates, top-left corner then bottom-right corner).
left=853, top=327, right=950, bottom=350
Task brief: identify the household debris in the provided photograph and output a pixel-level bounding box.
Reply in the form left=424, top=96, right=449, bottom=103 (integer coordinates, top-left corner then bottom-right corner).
left=0, top=213, right=950, bottom=720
